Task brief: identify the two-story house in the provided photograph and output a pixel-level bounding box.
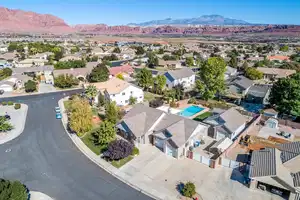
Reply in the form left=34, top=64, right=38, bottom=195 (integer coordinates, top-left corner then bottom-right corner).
left=164, top=68, right=195, bottom=89
left=90, top=77, right=144, bottom=106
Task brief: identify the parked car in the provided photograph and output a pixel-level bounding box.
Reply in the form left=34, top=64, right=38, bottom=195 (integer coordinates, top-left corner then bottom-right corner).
left=0, top=90, right=4, bottom=95
left=56, top=113, right=62, bottom=119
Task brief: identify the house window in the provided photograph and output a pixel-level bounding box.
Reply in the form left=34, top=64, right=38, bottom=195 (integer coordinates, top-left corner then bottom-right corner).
left=122, top=92, right=125, bottom=95
left=125, top=100, right=129, bottom=103
left=130, top=91, right=133, bottom=94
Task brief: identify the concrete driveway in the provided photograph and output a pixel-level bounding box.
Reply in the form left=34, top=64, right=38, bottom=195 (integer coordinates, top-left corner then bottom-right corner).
left=0, top=90, right=153, bottom=200
left=38, top=83, right=57, bottom=93
left=118, top=145, right=284, bottom=200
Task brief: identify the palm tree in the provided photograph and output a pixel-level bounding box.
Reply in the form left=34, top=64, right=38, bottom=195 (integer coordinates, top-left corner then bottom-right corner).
left=85, top=85, right=98, bottom=101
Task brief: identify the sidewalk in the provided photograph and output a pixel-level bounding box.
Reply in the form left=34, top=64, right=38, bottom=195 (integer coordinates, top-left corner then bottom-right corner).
left=58, top=98, right=165, bottom=200
left=30, top=191, right=54, bottom=200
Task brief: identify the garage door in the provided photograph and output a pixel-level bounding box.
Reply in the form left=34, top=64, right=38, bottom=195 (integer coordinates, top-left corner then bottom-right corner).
left=201, top=156, right=210, bottom=166
left=154, top=137, right=164, bottom=150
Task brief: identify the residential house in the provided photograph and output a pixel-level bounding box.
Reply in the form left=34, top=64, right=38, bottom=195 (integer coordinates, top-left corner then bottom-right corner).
left=227, top=76, right=254, bottom=98
left=16, top=58, right=45, bottom=68
left=59, top=55, right=82, bottom=62
left=158, top=59, right=181, bottom=69
left=53, top=62, right=98, bottom=80
left=203, top=108, right=248, bottom=141
left=0, top=74, right=32, bottom=92
left=257, top=67, right=296, bottom=81
left=0, top=52, right=18, bottom=63
left=91, top=47, right=105, bottom=55
left=0, top=45, right=8, bottom=53
left=109, top=65, right=134, bottom=78
left=117, top=104, right=209, bottom=159
left=244, top=84, right=271, bottom=105
left=164, top=68, right=195, bottom=89
left=267, top=55, right=290, bottom=62
left=249, top=142, right=300, bottom=198
left=12, top=65, right=54, bottom=84
left=30, top=52, right=54, bottom=60
left=90, top=77, right=144, bottom=106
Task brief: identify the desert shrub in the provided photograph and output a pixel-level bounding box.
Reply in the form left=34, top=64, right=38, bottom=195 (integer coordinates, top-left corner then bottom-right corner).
left=103, top=140, right=134, bottom=160
left=7, top=101, right=13, bottom=106
left=14, top=103, right=21, bottom=110
left=1, top=102, right=7, bottom=106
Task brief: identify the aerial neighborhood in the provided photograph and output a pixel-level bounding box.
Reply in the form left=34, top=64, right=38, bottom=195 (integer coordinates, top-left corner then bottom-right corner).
left=1, top=35, right=300, bottom=200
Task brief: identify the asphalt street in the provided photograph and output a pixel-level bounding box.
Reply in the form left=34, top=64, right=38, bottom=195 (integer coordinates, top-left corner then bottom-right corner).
left=0, top=90, right=153, bottom=200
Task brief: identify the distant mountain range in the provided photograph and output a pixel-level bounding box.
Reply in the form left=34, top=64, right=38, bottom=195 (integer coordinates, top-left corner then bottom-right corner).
left=127, top=15, right=252, bottom=26
left=0, top=7, right=299, bottom=36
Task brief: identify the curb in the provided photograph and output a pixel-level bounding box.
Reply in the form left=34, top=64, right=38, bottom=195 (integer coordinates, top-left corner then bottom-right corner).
left=58, top=98, right=163, bottom=200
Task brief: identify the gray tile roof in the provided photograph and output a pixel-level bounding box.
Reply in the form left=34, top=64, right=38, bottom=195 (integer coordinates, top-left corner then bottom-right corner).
left=164, top=68, right=194, bottom=80
left=233, top=76, right=253, bottom=90
left=219, top=108, right=247, bottom=133
left=12, top=65, right=54, bottom=74
left=293, top=172, right=300, bottom=187
left=249, top=148, right=277, bottom=177
left=278, top=142, right=300, bottom=163
left=247, top=85, right=271, bottom=98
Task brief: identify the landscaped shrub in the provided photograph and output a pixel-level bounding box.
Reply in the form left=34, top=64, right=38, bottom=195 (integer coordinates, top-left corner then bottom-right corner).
left=170, top=101, right=179, bottom=108
left=14, top=103, right=21, bottom=110
left=182, top=182, right=196, bottom=198
left=149, top=98, right=164, bottom=108
left=1, top=101, right=7, bottom=106
left=103, top=140, right=134, bottom=160
left=0, top=116, right=13, bottom=132
left=188, top=97, right=197, bottom=104
left=131, top=147, right=139, bottom=156
left=7, top=101, right=13, bottom=106
left=0, top=179, right=28, bottom=200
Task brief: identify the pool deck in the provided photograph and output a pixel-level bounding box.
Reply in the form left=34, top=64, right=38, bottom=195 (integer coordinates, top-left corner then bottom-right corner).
left=177, top=100, right=210, bottom=119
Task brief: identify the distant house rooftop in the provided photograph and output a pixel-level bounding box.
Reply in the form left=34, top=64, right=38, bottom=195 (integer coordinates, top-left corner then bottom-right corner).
left=257, top=67, right=296, bottom=79
left=164, top=68, right=194, bottom=81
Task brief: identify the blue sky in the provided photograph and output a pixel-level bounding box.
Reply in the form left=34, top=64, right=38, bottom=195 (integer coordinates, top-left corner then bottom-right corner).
left=0, top=0, right=299, bottom=25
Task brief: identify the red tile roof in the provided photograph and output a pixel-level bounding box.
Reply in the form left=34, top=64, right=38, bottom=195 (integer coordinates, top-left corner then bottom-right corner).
left=268, top=55, right=290, bottom=61
left=109, top=65, right=134, bottom=76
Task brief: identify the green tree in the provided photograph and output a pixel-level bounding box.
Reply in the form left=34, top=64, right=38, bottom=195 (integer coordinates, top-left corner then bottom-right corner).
left=71, top=46, right=80, bottom=54
left=280, top=45, right=289, bottom=52
left=154, top=75, right=166, bottom=94
left=147, top=52, right=158, bottom=68
left=173, top=84, right=184, bottom=100
left=241, top=61, right=249, bottom=70
left=88, top=64, right=109, bottom=83
left=245, top=67, right=263, bottom=80
left=54, top=74, right=79, bottom=89
left=135, top=46, right=145, bottom=55
left=105, top=102, right=120, bottom=124
left=228, top=55, right=238, bottom=68
left=0, top=68, right=12, bottom=80
left=0, top=179, right=27, bottom=200
left=91, top=120, right=116, bottom=145
left=54, top=60, right=86, bottom=69
left=269, top=73, right=300, bottom=116
left=69, top=99, right=93, bottom=136
left=185, top=57, right=194, bottom=67
left=157, top=48, right=164, bottom=54
left=182, top=182, right=196, bottom=198
left=24, top=80, right=37, bottom=93
left=129, top=96, right=137, bottom=105
left=97, top=92, right=106, bottom=107
left=8, top=42, right=18, bottom=52
left=136, top=68, right=154, bottom=91
left=113, top=47, right=121, bottom=53
left=195, top=57, right=227, bottom=100
left=85, top=85, right=98, bottom=100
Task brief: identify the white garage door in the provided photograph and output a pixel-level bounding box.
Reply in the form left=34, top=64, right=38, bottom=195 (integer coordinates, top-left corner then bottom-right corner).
left=154, top=137, right=164, bottom=150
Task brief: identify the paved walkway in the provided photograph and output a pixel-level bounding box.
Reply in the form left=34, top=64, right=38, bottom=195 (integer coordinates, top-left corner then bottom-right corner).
left=0, top=104, right=28, bottom=145
left=30, top=191, right=54, bottom=200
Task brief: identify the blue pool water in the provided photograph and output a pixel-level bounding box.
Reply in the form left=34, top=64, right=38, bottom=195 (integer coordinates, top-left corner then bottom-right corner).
left=179, top=105, right=204, bottom=117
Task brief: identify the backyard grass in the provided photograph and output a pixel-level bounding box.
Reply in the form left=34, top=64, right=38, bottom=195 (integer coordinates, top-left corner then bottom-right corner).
left=111, top=156, right=134, bottom=168
left=81, top=131, right=107, bottom=155
left=144, top=92, right=162, bottom=102
left=193, top=112, right=212, bottom=121
left=63, top=100, right=72, bottom=111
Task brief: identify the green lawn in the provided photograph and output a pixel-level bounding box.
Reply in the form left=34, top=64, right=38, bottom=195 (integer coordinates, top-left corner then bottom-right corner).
left=111, top=156, right=134, bottom=168
left=144, top=92, right=162, bottom=102
left=81, top=131, right=107, bottom=155
left=193, top=112, right=212, bottom=121
left=63, top=100, right=72, bottom=111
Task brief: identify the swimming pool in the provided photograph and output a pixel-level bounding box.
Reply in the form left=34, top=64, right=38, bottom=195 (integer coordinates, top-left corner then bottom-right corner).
left=179, top=105, right=204, bottom=117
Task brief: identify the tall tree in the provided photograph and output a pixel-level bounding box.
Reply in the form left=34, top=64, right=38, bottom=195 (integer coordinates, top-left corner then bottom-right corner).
left=228, top=55, right=238, bottom=68
left=245, top=67, right=263, bottom=80
left=185, top=57, right=194, bottom=67
left=97, top=92, right=106, bottom=107
left=113, top=47, right=121, bottom=53
left=154, top=75, right=166, bottom=94
left=88, top=64, right=109, bottom=83
left=24, top=80, right=37, bottom=93
left=195, top=57, right=226, bottom=100
left=135, top=46, right=145, bottom=55
left=105, top=102, right=120, bottom=124
left=91, top=120, right=116, bottom=145
left=136, top=68, right=153, bottom=91
left=173, top=84, right=184, bottom=100
left=269, top=73, right=300, bottom=116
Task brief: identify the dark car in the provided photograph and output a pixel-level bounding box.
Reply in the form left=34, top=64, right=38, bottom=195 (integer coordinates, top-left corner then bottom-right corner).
left=0, top=90, right=4, bottom=95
